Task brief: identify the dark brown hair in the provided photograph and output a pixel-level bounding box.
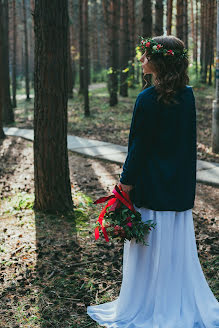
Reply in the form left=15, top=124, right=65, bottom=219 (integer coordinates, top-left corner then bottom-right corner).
left=143, top=35, right=189, bottom=105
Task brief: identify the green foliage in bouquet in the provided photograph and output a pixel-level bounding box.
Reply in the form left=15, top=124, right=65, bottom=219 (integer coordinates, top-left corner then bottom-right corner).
left=94, top=204, right=156, bottom=246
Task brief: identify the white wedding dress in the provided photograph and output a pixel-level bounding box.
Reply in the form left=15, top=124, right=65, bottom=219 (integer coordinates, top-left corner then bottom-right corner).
left=87, top=206, right=219, bottom=328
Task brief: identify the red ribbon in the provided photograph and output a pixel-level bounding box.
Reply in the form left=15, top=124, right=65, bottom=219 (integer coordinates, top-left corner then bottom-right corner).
left=94, top=185, right=136, bottom=242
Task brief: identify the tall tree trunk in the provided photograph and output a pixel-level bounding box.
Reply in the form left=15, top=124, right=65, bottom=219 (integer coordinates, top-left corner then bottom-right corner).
left=100, top=3, right=107, bottom=70
left=2, top=0, right=13, bottom=124
left=155, top=0, right=163, bottom=36
left=110, top=0, right=119, bottom=105
left=202, top=0, right=210, bottom=83
left=16, top=1, right=23, bottom=77
left=120, top=0, right=130, bottom=97
left=69, top=0, right=76, bottom=95
left=166, top=0, right=173, bottom=35
left=0, top=0, right=6, bottom=139
left=22, top=0, right=30, bottom=100
left=195, top=0, right=199, bottom=75
left=184, top=0, right=188, bottom=48
left=34, top=0, right=73, bottom=213
left=190, top=0, right=195, bottom=62
left=91, top=0, right=101, bottom=79
left=12, top=0, right=17, bottom=108
left=79, top=0, right=84, bottom=94
left=129, top=0, right=135, bottom=88
left=176, top=0, right=184, bottom=41
left=103, top=0, right=120, bottom=106
left=83, top=0, right=90, bottom=116
left=67, top=20, right=74, bottom=98
left=30, top=0, right=35, bottom=86
left=142, top=0, right=152, bottom=88
left=200, top=0, right=205, bottom=80
left=208, top=0, right=216, bottom=86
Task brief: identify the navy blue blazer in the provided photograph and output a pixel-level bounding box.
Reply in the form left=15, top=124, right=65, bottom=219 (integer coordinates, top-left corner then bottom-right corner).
left=120, top=85, right=197, bottom=211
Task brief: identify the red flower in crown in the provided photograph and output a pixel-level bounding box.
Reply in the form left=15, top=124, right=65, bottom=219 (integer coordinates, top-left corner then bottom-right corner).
left=157, top=44, right=163, bottom=50
left=146, top=42, right=151, bottom=47
left=166, top=49, right=174, bottom=56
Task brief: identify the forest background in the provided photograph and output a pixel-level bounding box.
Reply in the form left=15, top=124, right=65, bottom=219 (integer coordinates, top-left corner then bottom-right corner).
left=0, top=0, right=218, bottom=327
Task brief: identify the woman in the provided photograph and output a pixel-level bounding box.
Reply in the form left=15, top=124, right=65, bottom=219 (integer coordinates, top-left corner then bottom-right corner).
left=87, top=35, right=219, bottom=327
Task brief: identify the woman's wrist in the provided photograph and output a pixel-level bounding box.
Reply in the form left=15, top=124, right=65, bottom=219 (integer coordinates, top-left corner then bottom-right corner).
left=118, top=182, right=133, bottom=193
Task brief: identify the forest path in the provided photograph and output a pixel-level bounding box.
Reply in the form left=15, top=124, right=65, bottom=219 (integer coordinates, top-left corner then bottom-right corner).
left=3, top=126, right=219, bottom=188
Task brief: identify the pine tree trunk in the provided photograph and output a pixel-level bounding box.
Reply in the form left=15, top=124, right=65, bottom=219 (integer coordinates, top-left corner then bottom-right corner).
left=110, top=0, right=119, bottom=105
left=83, top=0, right=90, bottom=116
left=34, top=0, right=73, bottom=213
left=208, top=0, right=216, bottom=86
left=190, top=0, right=195, bottom=62
left=166, top=0, right=173, bottom=35
left=195, top=0, right=198, bottom=75
left=155, top=0, right=163, bottom=36
left=203, top=1, right=210, bottom=83
left=16, top=1, right=23, bottom=77
left=79, top=0, right=84, bottom=94
left=69, top=0, right=76, bottom=94
left=100, top=3, right=107, bottom=70
left=22, top=0, right=30, bottom=100
left=12, top=0, right=17, bottom=108
left=2, top=0, right=13, bottom=124
left=129, top=0, right=135, bottom=88
left=184, top=0, right=188, bottom=49
left=103, top=0, right=119, bottom=106
left=67, top=19, right=74, bottom=99
left=91, top=0, right=101, bottom=77
left=176, top=0, right=184, bottom=41
left=0, top=0, right=6, bottom=139
left=30, top=0, right=35, bottom=86
left=120, top=0, right=129, bottom=97
left=142, top=0, right=152, bottom=88
left=200, top=0, right=204, bottom=80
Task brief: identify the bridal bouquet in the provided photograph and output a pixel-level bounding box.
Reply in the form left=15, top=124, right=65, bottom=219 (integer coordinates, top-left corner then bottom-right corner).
left=93, top=185, right=156, bottom=246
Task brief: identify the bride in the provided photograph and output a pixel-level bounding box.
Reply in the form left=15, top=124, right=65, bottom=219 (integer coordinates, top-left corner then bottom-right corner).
left=87, top=35, right=219, bottom=328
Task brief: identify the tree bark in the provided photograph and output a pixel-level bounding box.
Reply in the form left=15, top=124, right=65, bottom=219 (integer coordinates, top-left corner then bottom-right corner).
left=176, top=0, right=184, bottom=41
left=79, top=0, right=84, bottom=94
left=208, top=0, right=216, bottom=86
left=2, top=0, right=13, bottom=124
left=195, top=0, right=199, bottom=75
left=69, top=0, right=76, bottom=95
left=34, top=0, right=73, bottom=213
left=83, top=0, right=90, bottom=116
left=200, top=0, right=205, bottom=80
left=22, top=0, right=30, bottom=100
left=67, top=19, right=74, bottom=99
left=103, top=0, right=119, bottom=106
left=91, top=0, right=101, bottom=78
left=166, top=0, right=173, bottom=35
left=12, top=0, right=17, bottom=108
left=142, top=0, right=152, bottom=88
left=128, top=0, right=135, bottom=88
left=184, top=0, right=188, bottom=49
left=120, top=0, right=130, bottom=97
left=0, top=0, right=6, bottom=139
left=155, top=0, right=163, bottom=36
left=190, top=0, right=195, bottom=62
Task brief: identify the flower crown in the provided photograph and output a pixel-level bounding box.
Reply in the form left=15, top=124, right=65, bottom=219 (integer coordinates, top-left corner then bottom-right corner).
left=138, top=36, right=188, bottom=62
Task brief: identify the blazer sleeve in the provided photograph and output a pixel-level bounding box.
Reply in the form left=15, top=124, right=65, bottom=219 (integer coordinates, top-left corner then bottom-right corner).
left=119, top=93, right=156, bottom=185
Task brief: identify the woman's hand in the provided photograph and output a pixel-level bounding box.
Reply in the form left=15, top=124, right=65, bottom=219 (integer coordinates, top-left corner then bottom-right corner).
left=118, top=182, right=133, bottom=195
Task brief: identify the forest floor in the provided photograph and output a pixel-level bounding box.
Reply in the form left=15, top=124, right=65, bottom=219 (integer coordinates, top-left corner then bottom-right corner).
left=0, top=83, right=219, bottom=327
left=0, top=135, right=218, bottom=328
